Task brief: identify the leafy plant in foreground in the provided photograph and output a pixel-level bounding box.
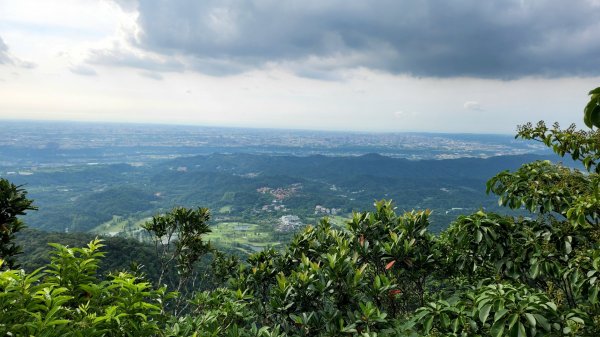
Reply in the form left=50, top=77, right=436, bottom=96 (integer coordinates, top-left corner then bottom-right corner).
left=0, top=178, right=36, bottom=269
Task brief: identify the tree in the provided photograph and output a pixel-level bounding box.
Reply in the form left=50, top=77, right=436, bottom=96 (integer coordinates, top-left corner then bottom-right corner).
left=142, top=206, right=212, bottom=313
left=0, top=178, right=36, bottom=269
left=584, top=87, right=600, bottom=129
left=418, top=87, right=600, bottom=336
left=0, top=239, right=175, bottom=337
left=2, top=88, right=600, bottom=337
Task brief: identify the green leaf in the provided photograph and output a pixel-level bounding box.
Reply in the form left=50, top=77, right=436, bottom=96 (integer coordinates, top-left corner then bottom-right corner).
left=584, top=104, right=593, bottom=127
left=477, top=298, right=491, bottom=310
left=589, top=87, right=600, bottom=95
left=508, top=313, right=519, bottom=330
left=529, top=263, right=540, bottom=279
left=452, top=318, right=460, bottom=333
left=491, top=320, right=505, bottom=337
left=524, top=313, right=536, bottom=328
left=518, top=321, right=526, bottom=337
left=47, top=319, right=70, bottom=326
left=479, top=303, right=492, bottom=324
left=564, top=240, right=572, bottom=254
left=590, top=286, right=599, bottom=304
left=494, top=308, right=509, bottom=322
left=591, top=104, right=600, bottom=128
left=533, top=314, right=550, bottom=331
left=543, top=199, right=552, bottom=212
left=584, top=97, right=598, bottom=128
left=569, top=316, right=584, bottom=325
left=476, top=230, right=483, bottom=243
left=440, top=313, right=450, bottom=328
left=423, top=315, right=434, bottom=334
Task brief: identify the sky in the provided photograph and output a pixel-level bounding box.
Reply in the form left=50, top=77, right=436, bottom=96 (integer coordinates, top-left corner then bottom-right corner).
left=0, top=0, right=599, bottom=133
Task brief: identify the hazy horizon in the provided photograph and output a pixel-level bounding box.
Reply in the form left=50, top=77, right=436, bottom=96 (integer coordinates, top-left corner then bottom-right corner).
left=1, top=1, right=599, bottom=133
left=0, top=116, right=527, bottom=136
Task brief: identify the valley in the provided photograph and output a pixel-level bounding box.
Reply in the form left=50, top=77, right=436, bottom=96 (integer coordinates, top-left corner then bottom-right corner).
left=0, top=121, right=553, bottom=254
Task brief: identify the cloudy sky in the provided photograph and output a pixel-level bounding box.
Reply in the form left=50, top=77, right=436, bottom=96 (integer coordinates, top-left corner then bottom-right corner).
left=0, top=0, right=599, bottom=133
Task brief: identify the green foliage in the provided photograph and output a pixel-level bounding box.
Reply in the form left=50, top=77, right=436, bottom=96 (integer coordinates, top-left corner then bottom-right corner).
left=421, top=86, right=600, bottom=336
left=584, top=87, right=600, bottom=129
left=4, top=87, right=600, bottom=336
left=19, top=151, right=536, bottom=235
left=15, top=228, right=163, bottom=284
left=517, top=120, right=600, bottom=173
left=487, top=160, right=590, bottom=215
left=415, top=283, right=562, bottom=336
left=0, top=178, right=36, bottom=269
left=220, top=201, right=440, bottom=336
left=0, top=239, right=173, bottom=337
left=142, top=206, right=212, bottom=313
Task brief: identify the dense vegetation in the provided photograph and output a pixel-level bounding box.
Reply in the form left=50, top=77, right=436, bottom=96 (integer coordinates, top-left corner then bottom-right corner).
left=1, top=88, right=599, bottom=336
left=12, top=151, right=548, bottom=234
left=14, top=228, right=162, bottom=282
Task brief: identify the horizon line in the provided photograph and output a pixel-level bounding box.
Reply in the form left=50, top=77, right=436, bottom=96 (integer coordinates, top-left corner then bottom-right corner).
left=0, top=117, right=516, bottom=137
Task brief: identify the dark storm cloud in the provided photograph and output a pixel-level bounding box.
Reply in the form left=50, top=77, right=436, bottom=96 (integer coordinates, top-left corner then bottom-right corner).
left=110, top=0, right=600, bottom=78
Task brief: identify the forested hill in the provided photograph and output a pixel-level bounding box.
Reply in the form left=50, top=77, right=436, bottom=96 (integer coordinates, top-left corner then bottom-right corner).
left=6, top=152, right=559, bottom=238
left=163, top=152, right=553, bottom=180
left=14, top=228, right=160, bottom=278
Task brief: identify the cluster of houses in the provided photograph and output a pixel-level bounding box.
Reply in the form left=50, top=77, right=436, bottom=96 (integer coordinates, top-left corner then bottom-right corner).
left=314, top=205, right=341, bottom=216
left=275, top=215, right=304, bottom=232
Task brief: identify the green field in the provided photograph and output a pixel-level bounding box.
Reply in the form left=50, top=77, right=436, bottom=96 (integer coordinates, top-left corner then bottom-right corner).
left=218, top=205, right=233, bottom=214
left=205, top=222, right=280, bottom=254
left=91, top=215, right=151, bottom=237
left=91, top=216, right=283, bottom=254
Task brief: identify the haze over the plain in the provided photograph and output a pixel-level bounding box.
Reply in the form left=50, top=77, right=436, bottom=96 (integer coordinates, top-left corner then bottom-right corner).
left=1, top=0, right=599, bottom=133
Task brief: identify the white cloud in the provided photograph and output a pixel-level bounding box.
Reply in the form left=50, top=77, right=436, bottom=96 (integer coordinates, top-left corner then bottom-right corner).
left=69, top=65, right=97, bottom=76
left=394, top=110, right=420, bottom=118
left=86, top=43, right=184, bottom=72
left=463, top=101, right=483, bottom=111
left=139, top=71, right=163, bottom=80
left=0, top=36, right=36, bottom=68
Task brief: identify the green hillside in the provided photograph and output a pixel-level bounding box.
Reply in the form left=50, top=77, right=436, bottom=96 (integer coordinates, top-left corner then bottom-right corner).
left=2, top=88, right=599, bottom=336
left=11, top=153, right=552, bottom=240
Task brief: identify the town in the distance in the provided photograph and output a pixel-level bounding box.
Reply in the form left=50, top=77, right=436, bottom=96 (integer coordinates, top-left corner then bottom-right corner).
left=1, top=120, right=551, bottom=255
